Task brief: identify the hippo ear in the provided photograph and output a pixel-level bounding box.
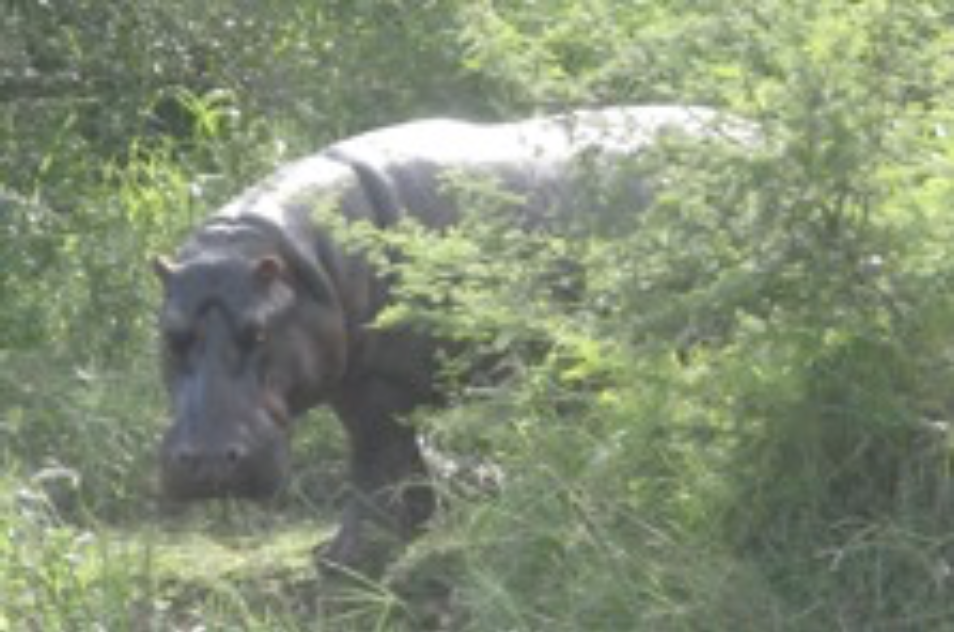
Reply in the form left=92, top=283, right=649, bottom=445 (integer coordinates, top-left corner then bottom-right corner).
left=153, top=256, right=180, bottom=285
left=254, top=256, right=286, bottom=286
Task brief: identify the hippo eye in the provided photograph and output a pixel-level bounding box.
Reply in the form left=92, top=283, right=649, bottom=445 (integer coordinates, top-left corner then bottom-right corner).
left=237, top=322, right=266, bottom=351
left=165, top=328, right=196, bottom=356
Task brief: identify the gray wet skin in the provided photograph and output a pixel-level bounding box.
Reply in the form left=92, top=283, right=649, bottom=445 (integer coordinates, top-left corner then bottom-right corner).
left=156, top=106, right=751, bottom=568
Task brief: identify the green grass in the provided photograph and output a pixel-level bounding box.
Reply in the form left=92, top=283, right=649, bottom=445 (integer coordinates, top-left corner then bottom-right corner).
left=0, top=483, right=431, bottom=631
left=3, top=325, right=954, bottom=631
left=4, top=1, right=954, bottom=624
left=0, top=350, right=421, bottom=631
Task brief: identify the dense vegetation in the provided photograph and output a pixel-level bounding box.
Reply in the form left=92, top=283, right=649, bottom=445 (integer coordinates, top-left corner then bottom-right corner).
left=3, top=0, right=954, bottom=629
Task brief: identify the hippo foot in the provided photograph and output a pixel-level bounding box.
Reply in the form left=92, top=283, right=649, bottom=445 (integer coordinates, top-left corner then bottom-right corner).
left=316, top=482, right=436, bottom=575
left=317, top=529, right=402, bottom=578
left=318, top=530, right=362, bottom=571
left=316, top=504, right=403, bottom=575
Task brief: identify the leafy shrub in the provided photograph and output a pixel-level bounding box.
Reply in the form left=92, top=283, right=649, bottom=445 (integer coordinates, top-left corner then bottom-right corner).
left=356, top=3, right=954, bottom=629
left=3, top=0, right=954, bottom=629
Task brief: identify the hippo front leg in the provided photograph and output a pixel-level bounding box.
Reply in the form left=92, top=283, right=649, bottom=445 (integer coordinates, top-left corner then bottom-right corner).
left=322, top=376, right=435, bottom=570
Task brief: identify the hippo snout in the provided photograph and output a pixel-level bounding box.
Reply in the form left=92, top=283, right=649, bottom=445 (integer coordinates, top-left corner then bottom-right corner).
left=166, top=440, right=249, bottom=486
left=161, top=427, right=289, bottom=500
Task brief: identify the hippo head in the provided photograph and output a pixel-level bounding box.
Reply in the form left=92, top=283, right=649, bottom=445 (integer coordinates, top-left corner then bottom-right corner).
left=155, top=247, right=347, bottom=500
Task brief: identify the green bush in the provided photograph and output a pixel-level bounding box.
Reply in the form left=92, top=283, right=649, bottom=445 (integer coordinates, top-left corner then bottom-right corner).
left=359, top=3, right=954, bottom=629
left=4, top=0, right=954, bottom=629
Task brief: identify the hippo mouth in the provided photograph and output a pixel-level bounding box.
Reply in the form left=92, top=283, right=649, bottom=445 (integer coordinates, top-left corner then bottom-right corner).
left=160, top=430, right=291, bottom=502
left=162, top=465, right=287, bottom=501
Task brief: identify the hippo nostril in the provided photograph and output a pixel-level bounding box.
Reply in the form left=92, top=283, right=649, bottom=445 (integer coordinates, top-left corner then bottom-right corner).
left=171, top=445, right=199, bottom=470
left=224, top=444, right=247, bottom=467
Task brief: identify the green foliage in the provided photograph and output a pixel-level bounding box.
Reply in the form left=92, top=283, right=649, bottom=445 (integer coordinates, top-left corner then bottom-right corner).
left=359, top=2, right=954, bottom=629
left=0, top=353, right=159, bottom=520
left=4, top=0, right=954, bottom=629
left=0, top=470, right=160, bottom=631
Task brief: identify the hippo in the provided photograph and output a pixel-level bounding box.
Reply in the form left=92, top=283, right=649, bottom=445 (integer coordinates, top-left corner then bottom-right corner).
left=154, top=106, right=748, bottom=567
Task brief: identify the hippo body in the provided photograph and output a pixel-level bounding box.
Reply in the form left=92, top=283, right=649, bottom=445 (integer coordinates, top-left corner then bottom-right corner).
left=156, top=106, right=742, bottom=566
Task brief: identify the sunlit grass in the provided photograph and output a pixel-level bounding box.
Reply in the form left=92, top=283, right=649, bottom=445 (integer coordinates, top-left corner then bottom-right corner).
left=0, top=481, right=417, bottom=631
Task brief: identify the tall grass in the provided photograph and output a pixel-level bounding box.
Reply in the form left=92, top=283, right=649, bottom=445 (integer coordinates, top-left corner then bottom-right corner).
left=3, top=0, right=954, bottom=629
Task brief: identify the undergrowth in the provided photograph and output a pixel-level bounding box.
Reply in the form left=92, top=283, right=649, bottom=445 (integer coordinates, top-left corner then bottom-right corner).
left=4, top=0, right=954, bottom=630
